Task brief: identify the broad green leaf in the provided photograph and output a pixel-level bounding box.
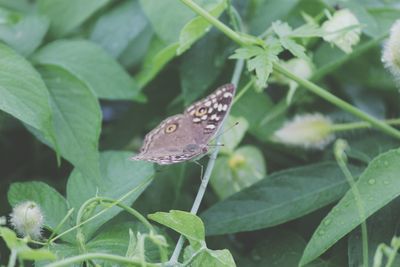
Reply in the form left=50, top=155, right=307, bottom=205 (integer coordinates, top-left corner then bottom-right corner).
left=0, top=227, right=56, bottom=261
left=202, top=162, right=363, bottom=235
left=7, top=182, right=70, bottom=234
left=18, top=249, right=56, bottom=261
left=186, top=247, right=236, bottom=267
left=135, top=37, right=179, bottom=87
left=137, top=0, right=227, bottom=87
left=38, top=0, right=111, bottom=37
left=249, top=0, right=301, bottom=35
left=0, top=43, right=56, bottom=152
left=33, top=40, right=141, bottom=101
left=211, top=146, right=266, bottom=199
left=36, top=243, right=79, bottom=267
left=149, top=210, right=205, bottom=249
left=0, top=227, right=18, bottom=249
left=0, top=11, right=49, bottom=56
left=86, top=220, right=162, bottom=265
left=177, top=0, right=227, bottom=54
left=118, top=24, right=153, bottom=68
left=0, top=0, right=33, bottom=12
left=66, top=151, right=154, bottom=238
left=230, top=88, right=287, bottom=141
left=38, top=66, right=101, bottom=181
left=90, top=0, right=149, bottom=58
left=180, top=30, right=232, bottom=105
left=237, top=230, right=334, bottom=267
left=347, top=132, right=399, bottom=163
left=348, top=197, right=400, bottom=267
left=300, top=149, right=400, bottom=266
left=140, top=0, right=222, bottom=44
left=219, top=116, right=249, bottom=154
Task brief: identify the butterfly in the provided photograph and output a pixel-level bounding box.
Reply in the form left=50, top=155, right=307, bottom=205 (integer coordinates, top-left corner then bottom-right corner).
left=130, top=84, right=236, bottom=165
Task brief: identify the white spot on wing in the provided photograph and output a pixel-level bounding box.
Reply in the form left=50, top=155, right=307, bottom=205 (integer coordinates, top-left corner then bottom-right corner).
left=208, top=108, right=213, bottom=113
left=205, top=101, right=211, bottom=107
left=222, top=104, right=228, bottom=111
left=201, top=115, right=207, bottom=120
left=224, top=92, right=233, bottom=98
left=206, top=124, right=216, bottom=129
left=193, top=118, right=201, bottom=123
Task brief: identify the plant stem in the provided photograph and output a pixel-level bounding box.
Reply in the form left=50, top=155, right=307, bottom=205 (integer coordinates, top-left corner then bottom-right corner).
left=274, top=63, right=400, bottom=140
left=168, top=58, right=245, bottom=265
left=334, top=140, right=369, bottom=267
left=7, top=249, right=17, bottom=267
left=43, top=253, right=160, bottom=267
left=180, top=0, right=249, bottom=46
left=179, top=0, right=400, bottom=141
left=49, top=179, right=151, bottom=243
left=331, top=119, right=400, bottom=132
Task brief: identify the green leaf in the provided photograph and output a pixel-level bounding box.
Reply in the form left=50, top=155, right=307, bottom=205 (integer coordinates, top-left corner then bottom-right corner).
left=38, top=0, right=111, bottom=37
left=348, top=197, right=400, bottom=267
left=219, top=116, right=249, bottom=154
left=230, top=43, right=282, bottom=87
left=211, top=146, right=266, bottom=199
left=148, top=210, right=205, bottom=249
left=7, top=181, right=70, bottom=234
left=38, top=66, right=101, bottom=181
left=187, top=247, right=236, bottom=267
left=18, top=249, right=56, bottom=261
left=135, top=37, right=179, bottom=87
left=140, top=0, right=222, bottom=44
left=0, top=227, right=56, bottom=261
left=249, top=0, right=300, bottom=35
left=66, top=151, right=154, bottom=238
left=180, top=30, right=232, bottom=105
left=33, top=40, right=141, bottom=101
left=202, top=162, right=363, bottom=235
left=0, top=227, right=19, bottom=249
left=177, top=0, right=227, bottom=54
left=137, top=0, right=227, bottom=87
left=90, top=0, right=149, bottom=58
left=300, top=149, right=400, bottom=266
left=0, top=11, right=49, bottom=56
left=0, top=43, right=56, bottom=153
left=230, top=88, right=287, bottom=141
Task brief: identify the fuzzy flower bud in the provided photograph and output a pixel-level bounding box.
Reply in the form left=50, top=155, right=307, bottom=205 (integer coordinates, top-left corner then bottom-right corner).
left=382, top=20, right=400, bottom=82
left=273, top=113, right=334, bottom=149
left=322, top=9, right=361, bottom=53
left=10, top=201, right=44, bottom=239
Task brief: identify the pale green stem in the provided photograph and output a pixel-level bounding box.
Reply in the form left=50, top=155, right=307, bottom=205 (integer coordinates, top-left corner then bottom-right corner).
left=167, top=59, right=245, bottom=266
left=334, top=140, right=369, bottom=267
left=331, top=119, right=400, bottom=132
left=179, top=0, right=400, bottom=141
left=180, top=0, right=249, bottom=46
left=7, top=249, right=17, bottom=267
left=49, top=179, right=151, bottom=243
left=98, top=197, right=155, bottom=232
left=47, top=208, right=74, bottom=244
left=43, top=253, right=160, bottom=267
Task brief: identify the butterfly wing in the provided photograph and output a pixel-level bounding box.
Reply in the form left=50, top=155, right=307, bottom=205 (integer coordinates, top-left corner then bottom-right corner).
left=130, top=114, right=202, bottom=164
left=184, top=83, right=236, bottom=144
left=131, top=83, right=236, bottom=165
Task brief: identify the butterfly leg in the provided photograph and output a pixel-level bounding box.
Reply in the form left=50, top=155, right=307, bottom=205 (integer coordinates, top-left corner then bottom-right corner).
left=192, top=160, right=204, bottom=183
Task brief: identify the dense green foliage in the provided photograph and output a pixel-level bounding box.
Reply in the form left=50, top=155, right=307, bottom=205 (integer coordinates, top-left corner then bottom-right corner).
left=0, top=0, right=399, bottom=266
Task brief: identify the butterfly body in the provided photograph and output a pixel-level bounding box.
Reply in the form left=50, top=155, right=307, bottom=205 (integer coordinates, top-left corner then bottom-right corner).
left=130, top=84, right=235, bottom=165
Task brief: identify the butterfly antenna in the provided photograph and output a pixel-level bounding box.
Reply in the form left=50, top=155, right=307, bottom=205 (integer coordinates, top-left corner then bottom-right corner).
left=209, top=121, right=239, bottom=144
